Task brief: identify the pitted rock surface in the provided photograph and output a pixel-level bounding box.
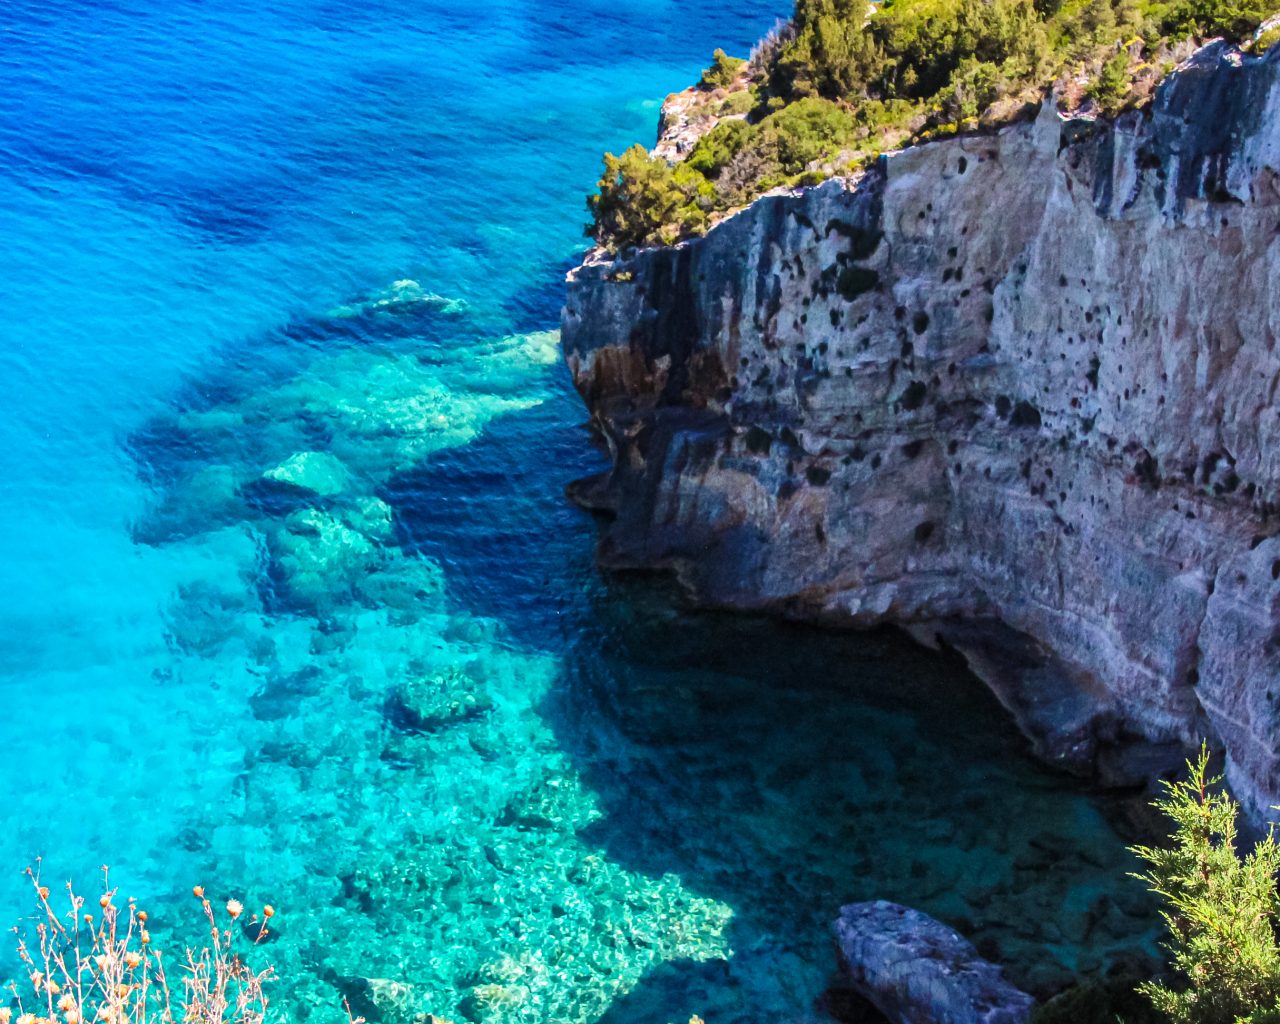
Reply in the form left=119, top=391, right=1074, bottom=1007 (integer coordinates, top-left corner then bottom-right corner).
left=562, top=43, right=1280, bottom=820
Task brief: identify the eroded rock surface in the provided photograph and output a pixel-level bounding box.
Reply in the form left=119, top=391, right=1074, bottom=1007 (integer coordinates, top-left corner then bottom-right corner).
left=562, top=43, right=1280, bottom=818
left=835, top=902, right=1035, bottom=1024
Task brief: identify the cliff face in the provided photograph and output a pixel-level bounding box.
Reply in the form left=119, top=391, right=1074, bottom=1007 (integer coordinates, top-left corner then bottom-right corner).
left=562, top=41, right=1280, bottom=818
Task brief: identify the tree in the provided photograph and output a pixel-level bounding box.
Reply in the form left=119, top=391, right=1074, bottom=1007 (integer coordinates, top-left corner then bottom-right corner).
left=586, top=145, right=713, bottom=251
left=1090, top=49, right=1132, bottom=111
left=700, top=48, right=747, bottom=90
left=772, top=0, right=880, bottom=99
left=1130, top=745, right=1280, bottom=1024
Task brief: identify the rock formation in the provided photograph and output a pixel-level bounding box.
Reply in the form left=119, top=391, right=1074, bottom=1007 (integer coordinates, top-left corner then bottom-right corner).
left=835, top=901, right=1036, bottom=1024
left=561, top=42, right=1280, bottom=819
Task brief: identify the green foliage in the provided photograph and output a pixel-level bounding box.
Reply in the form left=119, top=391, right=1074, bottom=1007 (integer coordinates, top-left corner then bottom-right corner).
left=686, top=119, right=756, bottom=177
left=585, top=0, right=1280, bottom=249
left=1130, top=744, right=1280, bottom=1024
left=1031, top=977, right=1167, bottom=1024
left=864, top=0, right=1046, bottom=99
left=1254, top=22, right=1280, bottom=49
left=1090, top=47, right=1132, bottom=109
left=758, top=96, right=860, bottom=173
left=586, top=145, right=713, bottom=251
left=700, top=48, right=747, bottom=90
left=718, top=88, right=759, bottom=115
left=1149, top=0, right=1276, bottom=38
left=772, top=0, right=881, bottom=97
left=940, top=58, right=1005, bottom=119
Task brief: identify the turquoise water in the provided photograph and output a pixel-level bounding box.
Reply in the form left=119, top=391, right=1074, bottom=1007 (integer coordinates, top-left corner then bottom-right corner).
left=0, top=2, right=1158, bottom=1021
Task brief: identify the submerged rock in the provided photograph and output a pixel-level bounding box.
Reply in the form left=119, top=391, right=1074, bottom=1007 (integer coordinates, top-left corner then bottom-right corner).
left=384, top=665, right=492, bottom=734
left=356, top=551, right=446, bottom=616
left=344, top=494, right=395, bottom=541
left=263, top=450, right=352, bottom=497
left=834, top=901, right=1035, bottom=1024
left=272, top=508, right=381, bottom=610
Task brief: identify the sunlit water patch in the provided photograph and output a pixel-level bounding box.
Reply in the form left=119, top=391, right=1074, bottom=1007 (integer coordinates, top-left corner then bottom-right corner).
left=1, top=1, right=1160, bottom=1023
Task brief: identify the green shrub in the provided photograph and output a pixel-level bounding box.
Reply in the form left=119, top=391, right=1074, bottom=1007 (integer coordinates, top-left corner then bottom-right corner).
left=686, top=119, right=756, bottom=177
left=758, top=96, right=860, bottom=172
left=939, top=58, right=1004, bottom=119
left=1152, top=0, right=1276, bottom=38
left=1031, top=977, right=1166, bottom=1024
left=865, top=0, right=1045, bottom=99
left=772, top=0, right=881, bottom=98
left=1254, top=22, right=1280, bottom=48
left=718, top=88, right=759, bottom=115
left=586, top=145, right=713, bottom=251
left=1130, top=744, right=1280, bottom=1024
left=1090, top=48, right=1132, bottom=109
left=700, top=48, right=747, bottom=90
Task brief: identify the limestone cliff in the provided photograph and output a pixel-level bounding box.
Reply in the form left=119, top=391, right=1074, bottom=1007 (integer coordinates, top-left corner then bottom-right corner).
left=561, top=39, right=1280, bottom=817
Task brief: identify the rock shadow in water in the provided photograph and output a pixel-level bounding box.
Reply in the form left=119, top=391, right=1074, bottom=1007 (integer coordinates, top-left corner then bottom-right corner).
left=383, top=397, right=1161, bottom=1019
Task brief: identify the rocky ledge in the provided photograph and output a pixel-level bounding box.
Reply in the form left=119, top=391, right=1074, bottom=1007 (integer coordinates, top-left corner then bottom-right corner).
left=561, top=41, right=1280, bottom=819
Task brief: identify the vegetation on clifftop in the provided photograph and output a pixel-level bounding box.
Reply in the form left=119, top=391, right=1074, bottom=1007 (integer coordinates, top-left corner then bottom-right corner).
left=587, top=0, right=1280, bottom=251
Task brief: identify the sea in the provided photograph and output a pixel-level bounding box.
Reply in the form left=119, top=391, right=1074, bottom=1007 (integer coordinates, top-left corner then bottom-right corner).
left=0, top=2, right=1158, bottom=1021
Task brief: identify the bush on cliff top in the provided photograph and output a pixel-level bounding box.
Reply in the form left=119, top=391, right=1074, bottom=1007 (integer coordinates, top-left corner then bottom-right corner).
left=586, top=0, right=1280, bottom=251
left=699, top=48, right=747, bottom=90
left=587, top=145, right=714, bottom=250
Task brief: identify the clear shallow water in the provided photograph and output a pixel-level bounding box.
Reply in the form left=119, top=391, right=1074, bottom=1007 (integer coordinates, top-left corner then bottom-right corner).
left=0, top=2, right=1158, bottom=1022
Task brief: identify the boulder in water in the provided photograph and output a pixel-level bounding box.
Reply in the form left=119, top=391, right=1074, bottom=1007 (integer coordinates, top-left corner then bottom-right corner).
left=263, top=450, right=352, bottom=497
left=272, top=507, right=380, bottom=610
left=834, top=901, right=1035, bottom=1024
left=385, top=666, right=491, bottom=735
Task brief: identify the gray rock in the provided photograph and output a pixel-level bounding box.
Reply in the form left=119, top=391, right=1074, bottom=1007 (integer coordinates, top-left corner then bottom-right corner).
left=561, top=41, right=1280, bottom=822
left=834, top=901, right=1035, bottom=1024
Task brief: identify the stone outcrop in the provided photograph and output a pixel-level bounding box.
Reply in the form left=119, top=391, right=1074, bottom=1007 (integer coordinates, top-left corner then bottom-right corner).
left=652, top=72, right=751, bottom=162
left=835, top=902, right=1035, bottom=1024
left=561, top=42, right=1280, bottom=819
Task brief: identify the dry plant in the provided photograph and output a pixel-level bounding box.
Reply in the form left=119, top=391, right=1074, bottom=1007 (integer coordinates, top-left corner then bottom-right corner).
left=3, top=863, right=278, bottom=1024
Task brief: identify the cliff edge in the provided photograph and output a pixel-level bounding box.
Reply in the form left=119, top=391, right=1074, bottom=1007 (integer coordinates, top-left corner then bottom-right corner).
left=562, top=41, right=1280, bottom=818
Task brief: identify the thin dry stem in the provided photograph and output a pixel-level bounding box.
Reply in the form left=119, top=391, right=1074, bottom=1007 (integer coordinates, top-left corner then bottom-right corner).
left=6, top=865, right=276, bottom=1024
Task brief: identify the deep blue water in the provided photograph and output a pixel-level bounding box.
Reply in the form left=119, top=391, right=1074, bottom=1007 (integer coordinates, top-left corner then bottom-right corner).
left=0, top=2, right=1158, bottom=1022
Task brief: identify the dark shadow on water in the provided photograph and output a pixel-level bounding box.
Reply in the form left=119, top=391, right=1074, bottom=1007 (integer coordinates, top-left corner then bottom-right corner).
left=120, top=273, right=1163, bottom=1021
left=387, top=394, right=1162, bottom=1023
left=387, top=379, right=608, bottom=644
left=500, top=252, right=582, bottom=335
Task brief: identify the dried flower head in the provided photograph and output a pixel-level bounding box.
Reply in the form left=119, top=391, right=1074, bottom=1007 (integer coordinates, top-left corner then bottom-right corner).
left=262, top=905, right=274, bottom=919
left=15, top=866, right=272, bottom=1024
